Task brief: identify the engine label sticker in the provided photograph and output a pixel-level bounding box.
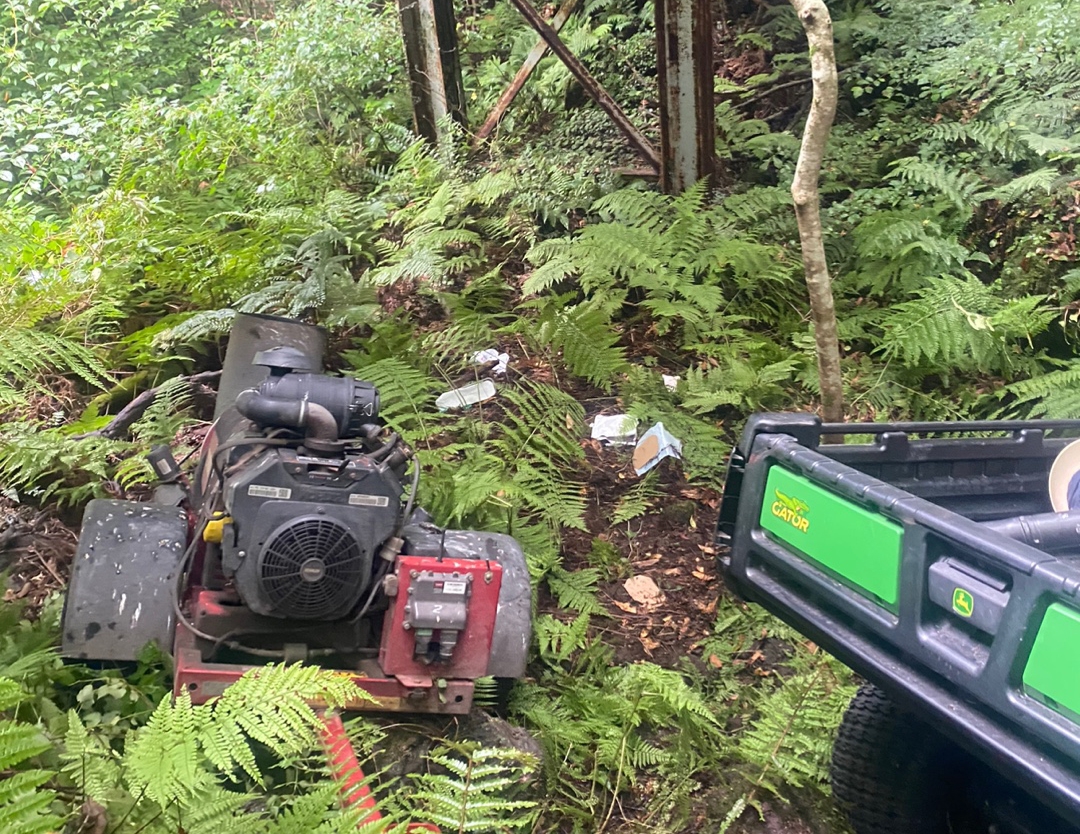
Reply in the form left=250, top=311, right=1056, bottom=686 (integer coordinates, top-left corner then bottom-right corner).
left=248, top=484, right=292, bottom=499
left=442, top=581, right=468, bottom=595
left=348, top=494, right=390, bottom=507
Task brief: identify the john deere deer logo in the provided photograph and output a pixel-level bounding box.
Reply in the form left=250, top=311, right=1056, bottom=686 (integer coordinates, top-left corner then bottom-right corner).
left=952, top=587, right=975, bottom=618
left=771, top=489, right=810, bottom=533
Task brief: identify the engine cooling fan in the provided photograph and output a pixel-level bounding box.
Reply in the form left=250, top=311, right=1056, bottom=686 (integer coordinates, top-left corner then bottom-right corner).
left=257, top=516, right=367, bottom=619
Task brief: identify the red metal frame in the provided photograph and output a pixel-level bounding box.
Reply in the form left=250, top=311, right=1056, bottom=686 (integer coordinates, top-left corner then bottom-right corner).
left=380, top=556, right=503, bottom=680
left=173, top=554, right=502, bottom=715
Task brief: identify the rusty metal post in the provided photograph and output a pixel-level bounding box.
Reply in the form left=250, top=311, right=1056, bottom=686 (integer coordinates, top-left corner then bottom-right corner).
left=473, top=0, right=581, bottom=145
left=508, top=0, right=659, bottom=171
left=655, top=0, right=715, bottom=193
left=398, top=0, right=466, bottom=143
left=433, top=0, right=467, bottom=125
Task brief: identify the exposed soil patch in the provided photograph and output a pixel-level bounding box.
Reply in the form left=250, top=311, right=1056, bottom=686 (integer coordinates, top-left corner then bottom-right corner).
left=554, top=440, right=723, bottom=671
left=0, top=497, right=77, bottom=617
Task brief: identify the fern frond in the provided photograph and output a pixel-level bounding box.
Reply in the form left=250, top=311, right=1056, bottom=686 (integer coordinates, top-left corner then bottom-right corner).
left=0, top=770, right=60, bottom=834
left=61, top=710, right=122, bottom=803
left=611, top=473, right=663, bottom=525
left=1001, top=361, right=1080, bottom=418
left=879, top=275, right=1051, bottom=374
left=411, top=743, right=538, bottom=833
left=532, top=301, right=627, bottom=390
left=889, top=157, right=987, bottom=212
left=925, top=120, right=1026, bottom=161
left=156, top=308, right=237, bottom=349
left=124, top=690, right=206, bottom=807
left=180, top=786, right=263, bottom=834
left=534, top=613, right=592, bottom=664
left=737, top=662, right=855, bottom=792
left=0, top=677, right=61, bottom=834
left=0, top=328, right=113, bottom=392
left=496, top=381, right=586, bottom=471
left=546, top=567, right=605, bottom=615
left=344, top=356, right=442, bottom=441
left=988, top=167, right=1068, bottom=203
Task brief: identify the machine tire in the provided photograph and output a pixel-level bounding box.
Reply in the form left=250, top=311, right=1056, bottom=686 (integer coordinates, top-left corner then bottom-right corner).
left=831, top=683, right=962, bottom=834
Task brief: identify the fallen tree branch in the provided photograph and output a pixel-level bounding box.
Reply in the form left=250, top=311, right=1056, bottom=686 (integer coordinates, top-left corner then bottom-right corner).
left=73, top=370, right=221, bottom=440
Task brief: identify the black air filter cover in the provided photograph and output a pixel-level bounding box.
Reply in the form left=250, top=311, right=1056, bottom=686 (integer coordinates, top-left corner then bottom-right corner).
left=221, top=450, right=400, bottom=621
left=258, top=516, right=366, bottom=619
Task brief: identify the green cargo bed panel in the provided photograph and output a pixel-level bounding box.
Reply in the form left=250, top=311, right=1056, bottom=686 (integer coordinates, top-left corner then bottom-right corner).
left=1024, top=603, right=1080, bottom=720
left=759, top=466, right=904, bottom=606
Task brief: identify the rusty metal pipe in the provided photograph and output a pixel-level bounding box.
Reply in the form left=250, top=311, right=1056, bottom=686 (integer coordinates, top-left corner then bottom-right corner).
left=474, top=0, right=582, bottom=145
left=506, top=0, right=660, bottom=170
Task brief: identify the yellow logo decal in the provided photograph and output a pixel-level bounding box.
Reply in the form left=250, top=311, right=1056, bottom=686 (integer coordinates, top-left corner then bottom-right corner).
left=771, top=489, right=810, bottom=533
left=952, top=588, right=974, bottom=618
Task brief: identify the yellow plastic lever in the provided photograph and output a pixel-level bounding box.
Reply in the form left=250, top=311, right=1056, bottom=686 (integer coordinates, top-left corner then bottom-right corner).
left=202, top=515, right=233, bottom=543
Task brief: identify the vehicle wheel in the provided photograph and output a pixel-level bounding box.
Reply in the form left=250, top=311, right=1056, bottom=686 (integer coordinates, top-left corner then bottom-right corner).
left=831, top=683, right=963, bottom=834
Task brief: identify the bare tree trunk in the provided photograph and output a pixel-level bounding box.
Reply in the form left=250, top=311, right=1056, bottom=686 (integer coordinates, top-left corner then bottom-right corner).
left=789, top=0, right=844, bottom=425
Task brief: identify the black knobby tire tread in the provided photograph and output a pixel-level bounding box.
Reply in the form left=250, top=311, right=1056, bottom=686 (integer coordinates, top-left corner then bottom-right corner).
left=831, top=683, right=959, bottom=834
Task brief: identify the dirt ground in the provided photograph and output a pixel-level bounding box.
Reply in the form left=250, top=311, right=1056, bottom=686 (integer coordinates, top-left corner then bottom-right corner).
left=0, top=497, right=76, bottom=615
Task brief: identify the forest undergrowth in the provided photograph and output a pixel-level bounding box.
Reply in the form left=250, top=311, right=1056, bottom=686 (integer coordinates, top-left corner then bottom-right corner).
left=2, top=0, right=1080, bottom=831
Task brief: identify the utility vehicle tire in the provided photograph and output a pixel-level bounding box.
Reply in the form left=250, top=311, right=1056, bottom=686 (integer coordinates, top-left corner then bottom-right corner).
left=831, top=683, right=962, bottom=834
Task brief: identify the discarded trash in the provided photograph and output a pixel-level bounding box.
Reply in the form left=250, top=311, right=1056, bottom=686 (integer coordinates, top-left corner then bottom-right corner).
left=624, top=575, right=665, bottom=610
left=436, top=379, right=497, bottom=412
left=632, top=422, right=683, bottom=475
left=662, top=374, right=680, bottom=391
left=473, top=348, right=510, bottom=376
left=591, top=414, right=639, bottom=447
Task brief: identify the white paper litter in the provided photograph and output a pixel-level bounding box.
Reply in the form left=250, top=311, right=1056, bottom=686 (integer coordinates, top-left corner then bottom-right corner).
left=435, top=379, right=497, bottom=411
left=473, top=348, right=510, bottom=375
left=632, top=422, right=683, bottom=475
left=662, top=374, right=680, bottom=391
left=591, top=414, right=639, bottom=447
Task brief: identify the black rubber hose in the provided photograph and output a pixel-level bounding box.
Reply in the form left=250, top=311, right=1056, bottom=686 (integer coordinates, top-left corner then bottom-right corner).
left=234, top=389, right=338, bottom=442
left=235, top=389, right=304, bottom=428
left=983, top=510, right=1080, bottom=552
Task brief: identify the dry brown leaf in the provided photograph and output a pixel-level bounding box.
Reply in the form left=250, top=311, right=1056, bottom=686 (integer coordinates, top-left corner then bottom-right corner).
left=613, top=600, right=638, bottom=614
left=708, top=654, right=724, bottom=669
left=692, top=569, right=715, bottom=581
left=693, top=597, right=718, bottom=615
left=662, top=567, right=681, bottom=576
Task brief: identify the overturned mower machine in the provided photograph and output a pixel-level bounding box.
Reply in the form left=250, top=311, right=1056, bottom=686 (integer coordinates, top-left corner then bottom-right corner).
left=61, top=314, right=531, bottom=714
